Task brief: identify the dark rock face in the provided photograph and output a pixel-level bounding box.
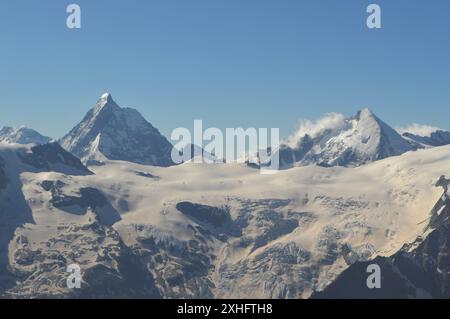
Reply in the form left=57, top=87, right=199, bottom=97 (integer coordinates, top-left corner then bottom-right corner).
left=41, top=180, right=66, bottom=192
left=176, top=201, right=241, bottom=239
left=78, top=188, right=109, bottom=209
left=177, top=202, right=230, bottom=228
left=311, top=256, right=417, bottom=299
left=49, top=187, right=107, bottom=211
left=0, top=157, right=8, bottom=191
left=18, top=142, right=92, bottom=176
left=40, top=181, right=121, bottom=226
left=133, top=170, right=159, bottom=180
left=427, top=178, right=450, bottom=231
left=277, top=136, right=314, bottom=169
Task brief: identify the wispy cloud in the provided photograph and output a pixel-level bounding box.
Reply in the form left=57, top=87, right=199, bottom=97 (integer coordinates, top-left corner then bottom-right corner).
left=396, top=123, right=442, bottom=137
left=285, top=113, right=346, bottom=147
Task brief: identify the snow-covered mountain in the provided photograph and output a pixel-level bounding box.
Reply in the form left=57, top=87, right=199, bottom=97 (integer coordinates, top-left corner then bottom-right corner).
left=277, top=108, right=417, bottom=168
left=0, top=126, right=52, bottom=145
left=59, top=93, right=175, bottom=166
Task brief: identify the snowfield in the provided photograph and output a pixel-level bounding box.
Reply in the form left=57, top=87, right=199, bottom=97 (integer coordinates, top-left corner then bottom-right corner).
left=1, top=141, right=449, bottom=298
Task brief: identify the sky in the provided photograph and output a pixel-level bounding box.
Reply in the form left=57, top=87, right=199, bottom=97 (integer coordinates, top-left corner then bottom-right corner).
left=1, top=0, right=449, bottom=140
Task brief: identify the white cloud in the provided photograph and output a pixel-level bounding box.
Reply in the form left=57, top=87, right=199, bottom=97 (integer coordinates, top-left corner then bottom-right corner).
left=396, top=123, right=442, bottom=137
left=285, top=113, right=346, bottom=147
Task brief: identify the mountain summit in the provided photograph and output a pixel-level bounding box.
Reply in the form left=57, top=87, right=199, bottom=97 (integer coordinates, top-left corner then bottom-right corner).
left=59, top=93, right=175, bottom=166
left=278, top=108, right=416, bottom=168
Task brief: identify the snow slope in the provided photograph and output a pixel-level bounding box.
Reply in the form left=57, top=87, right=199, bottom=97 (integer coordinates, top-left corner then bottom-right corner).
left=1, top=140, right=450, bottom=298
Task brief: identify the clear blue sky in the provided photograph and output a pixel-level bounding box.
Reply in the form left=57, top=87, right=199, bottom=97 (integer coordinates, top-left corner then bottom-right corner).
left=1, top=0, right=449, bottom=139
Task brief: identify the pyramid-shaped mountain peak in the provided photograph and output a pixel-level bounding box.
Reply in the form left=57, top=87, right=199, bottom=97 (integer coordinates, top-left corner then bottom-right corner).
left=60, top=94, right=175, bottom=167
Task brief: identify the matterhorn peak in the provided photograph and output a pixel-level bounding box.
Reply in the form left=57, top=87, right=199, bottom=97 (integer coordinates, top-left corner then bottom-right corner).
left=100, top=92, right=113, bottom=102
left=93, top=92, right=118, bottom=113
left=60, top=94, right=175, bottom=167
left=360, top=107, right=373, bottom=114
left=356, top=107, right=376, bottom=120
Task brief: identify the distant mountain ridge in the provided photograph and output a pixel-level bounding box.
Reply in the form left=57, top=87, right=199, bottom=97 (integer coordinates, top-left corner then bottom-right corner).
left=2, top=95, right=450, bottom=170
left=0, top=126, right=52, bottom=145
left=402, top=130, right=450, bottom=147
